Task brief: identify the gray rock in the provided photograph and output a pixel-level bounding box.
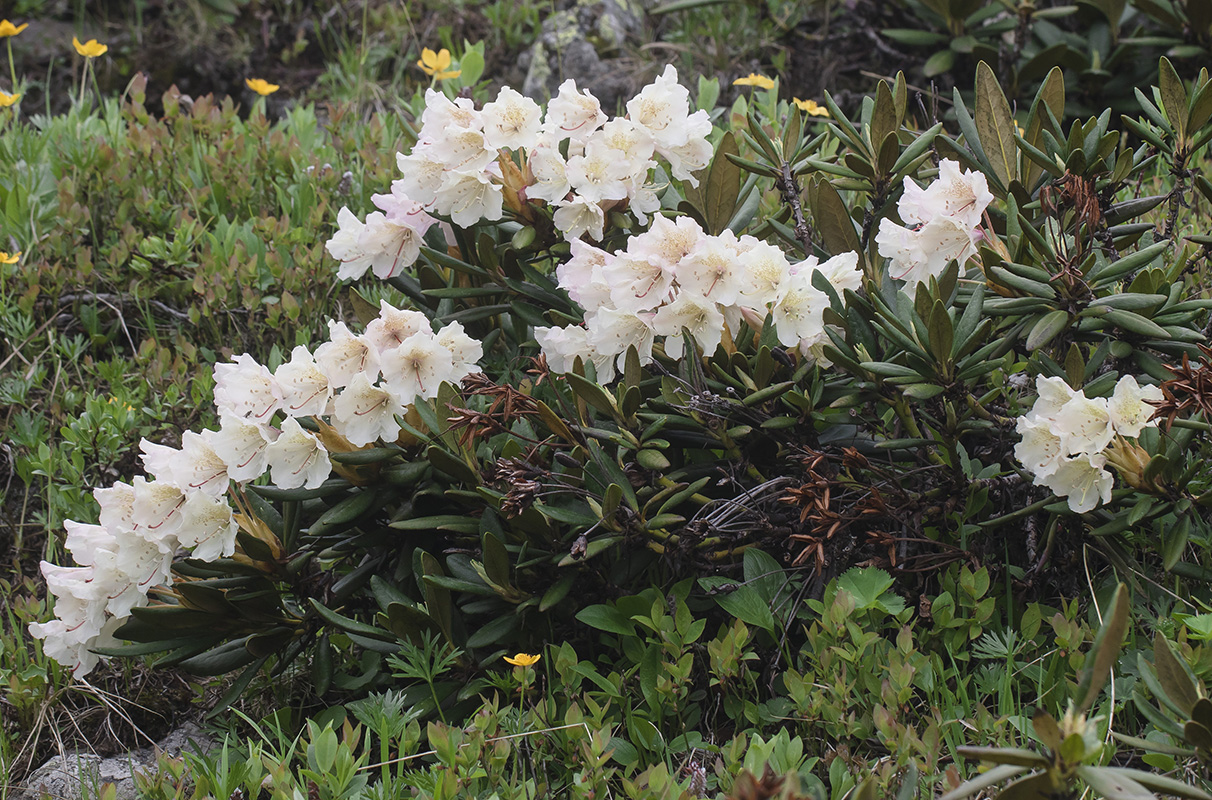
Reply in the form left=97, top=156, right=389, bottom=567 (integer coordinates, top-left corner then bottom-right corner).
left=522, top=0, right=656, bottom=113
left=18, top=723, right=216, bottom=800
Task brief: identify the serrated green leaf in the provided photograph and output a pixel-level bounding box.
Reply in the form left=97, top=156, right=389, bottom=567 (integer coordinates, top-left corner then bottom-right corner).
left=699, top=577, right=776, bottom=633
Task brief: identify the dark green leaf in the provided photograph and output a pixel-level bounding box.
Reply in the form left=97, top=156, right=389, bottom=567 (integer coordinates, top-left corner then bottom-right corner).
left=975, top=61, right=1017, bottom=187
left=1074, top=582, right=1130, bottom=713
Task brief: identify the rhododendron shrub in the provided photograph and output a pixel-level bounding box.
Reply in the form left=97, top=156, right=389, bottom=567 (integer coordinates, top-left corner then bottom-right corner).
left=34, top=62, right=1212, bottom=690
left=32, top=305, right=482, bottom=676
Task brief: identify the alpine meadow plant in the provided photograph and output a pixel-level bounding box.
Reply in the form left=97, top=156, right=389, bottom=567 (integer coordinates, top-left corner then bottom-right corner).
left=26, top=56, right=1212, bottom=792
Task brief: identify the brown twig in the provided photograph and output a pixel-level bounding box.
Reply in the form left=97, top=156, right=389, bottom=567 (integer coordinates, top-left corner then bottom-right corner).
left=776, top=161, right=815, bottom=256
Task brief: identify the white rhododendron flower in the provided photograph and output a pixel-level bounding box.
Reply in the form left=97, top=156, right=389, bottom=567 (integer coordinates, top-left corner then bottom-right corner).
left=434, top=321, right=485, bottom=375
left=213, top=353, right=282, bottom=422
left=627, top=65, right=711, bottom=154
left=527, top=140, right=572, bottom=204
left=556, top=240, right=612, bottom=312
left=175, top=431, right=230, bottom=497
left=678, top=233, right=744, bottom=306
left=325, top=207, right=370, bottom=278
left=661, top=135, right=713, bottom=186
left=1015, top=373, right=1161, bottom=513
left=1052, top=394, right=1115, bottom=455
left=1014, top=414, right=1065, bottom=479
left=137, top=432, right=229, bottom=497
left=535, top=325, right=593, bottom=374
left=544, top=79, right=606, bottom=143
left=596, top=119, right=656, bottom=167
left=652, top=292, right=725, bottom=359
left=553, top=197, right=606, bottom=242
left=1033, top=376, right=1077, bottom=420
left=276, top=346, right=332, bottom=418
left=210, top=411, right=276, bottom=483
left=482, top=86, right=543, bottom=150
left=876, top=159, right=991, bottom=287
left=1108, top=375, right=1163, bottom=437
left=63, top=520, right=115, bottom=566
left=736, top=240, right=792, bottom=308
left=95, top=482, right=137, bottom=533
left=265, top=417, right=332, bottom=491
left=429, top=128, right=496, bottom=174
left=365, top=301, right=431, bottom=357
left=900, top=158, right=994, bottom=229
left=380, top=331, right=457, bottom=403
left=176, top=492, right=238, bottom=562
left=316, top=321, right=380, bottom=388
left=606, top=252, right=677, bottom=313
left=565, top=144, right=633, bottom=204
left=586, top=307, right=657, bottom=373
left=419, top=89, right=482, bottom=134
left=816, top=251, right=863, bottom=296
left=393, top=151, right=447, bottom=206
left=876, top=215, right=978, bottom=287
left=771, top=275, right=830, bottom=349
left=39, top=563, right=108, bottom=634
left=131, top=477, right=187, bottom=544
left=436, top=170, right=504, bottom=227
left=331, top=372, right=406, bottom=447
left=1043, top=453, right=1114, bottom=514
left=326, top=191, right=436, bottom=282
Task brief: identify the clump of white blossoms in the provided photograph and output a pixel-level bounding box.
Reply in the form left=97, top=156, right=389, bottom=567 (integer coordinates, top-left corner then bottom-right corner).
left=1014, top=375, right=1163, bottom=513
left=535, top=215, right=862, bottom=380
left=32, top=303, right=483, bottom=677
left=875, top=159, right=994, bottom=286
left=325, top=65, right=713, bottom=275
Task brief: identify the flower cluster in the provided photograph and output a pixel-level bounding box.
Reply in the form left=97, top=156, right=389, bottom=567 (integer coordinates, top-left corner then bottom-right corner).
left=535, top=216, right=861, bottom=380
left=875, top=159, right=993, bottom=286
left=325, top=66, right=714, bottom=280
left=1015, top=375, right=1162, bottom=512
left=31, top=303, right=483, bottom=676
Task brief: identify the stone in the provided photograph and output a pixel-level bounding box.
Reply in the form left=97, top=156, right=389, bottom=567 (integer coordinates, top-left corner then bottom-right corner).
left=18, top=723, right=216, bottom=800
left=522, top=0, right=656, bottom=113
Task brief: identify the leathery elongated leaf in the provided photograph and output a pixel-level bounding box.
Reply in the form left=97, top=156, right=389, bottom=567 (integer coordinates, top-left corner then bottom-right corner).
left=1111, top=767, right=1212, bottom=800
left=1074, top=582, right=1130, bottom=713
left=705, top=132, right=742, bottom=235
left=975, top=61, right=1017, bottom=188
left=1075, top=766, right=1154, bottom=800
left=810, top=177, right=861, bottom=256
left=1023, top=66, right=1064, bottom=189
left=1152, top=630, right=1200, bottom=715
left=938, top=764, right=1030, bottom=800
left=1157, top=56, right=1187, bottom=145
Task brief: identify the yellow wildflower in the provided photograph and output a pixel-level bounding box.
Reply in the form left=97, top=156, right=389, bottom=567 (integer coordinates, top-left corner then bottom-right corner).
left=0, top=20, right=29, bottom=37
left=73, top=37, right=108, bottom=58
left=0, top=90, right=19, bottom=107
left=245, top=78, right=279, bottom=96
left=0, top=251, right=21, bottom=264
left=504, top=652, right=540, bottom=667
left=416, top=48, right=461, bottom=81
left=733, top=73, right=776, bottom=90
left=793, top=98, right=829, bottom=117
